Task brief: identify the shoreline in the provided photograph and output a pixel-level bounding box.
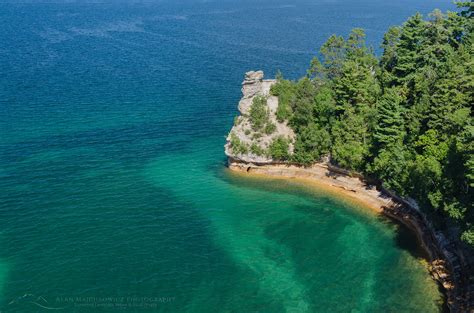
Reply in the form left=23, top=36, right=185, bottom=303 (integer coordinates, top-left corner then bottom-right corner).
left=229, top=161, right=391, bottom=213
left=227, top=159, right=470, bottom=313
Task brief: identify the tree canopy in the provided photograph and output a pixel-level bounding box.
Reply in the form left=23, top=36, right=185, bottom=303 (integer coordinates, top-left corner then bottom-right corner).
left=271, top=7, right=473, bottom=245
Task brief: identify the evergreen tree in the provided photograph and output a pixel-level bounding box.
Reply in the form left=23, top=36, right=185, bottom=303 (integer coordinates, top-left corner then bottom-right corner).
left=290, top=78, right=317, bottom=130
left=373, top=87, right=405, bottom=147
left=369, top=142, right=411, bottom=195
left=293, top=123, right=331, bottom=164
left=393, top=13, right=425, bottom=84
left=380, top=26, right=401, bottom=87
left=456, top=1, right=474, bottom=18
left=268, top=7, right=473, bottom=245
left=331, top=108, right=371, bottom=171
left=319, top=35, right=346, bottom=79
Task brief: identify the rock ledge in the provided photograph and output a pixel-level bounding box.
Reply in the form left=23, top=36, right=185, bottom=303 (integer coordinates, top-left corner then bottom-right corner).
left=225, top=71, right=295, bottom=163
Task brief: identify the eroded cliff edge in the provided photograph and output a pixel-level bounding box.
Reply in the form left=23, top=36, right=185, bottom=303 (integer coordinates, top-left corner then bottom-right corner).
left=225, top=70, right=295, bottom=164
left=225, top=71, right=472, bottom=313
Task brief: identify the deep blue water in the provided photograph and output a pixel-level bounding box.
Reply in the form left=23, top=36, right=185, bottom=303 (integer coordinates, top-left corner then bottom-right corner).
left=0, top=1, right=454, bottom=312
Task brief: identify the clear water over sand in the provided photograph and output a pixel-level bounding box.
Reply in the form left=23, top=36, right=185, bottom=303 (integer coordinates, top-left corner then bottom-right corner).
left=0, top=0, right=453, bottom=311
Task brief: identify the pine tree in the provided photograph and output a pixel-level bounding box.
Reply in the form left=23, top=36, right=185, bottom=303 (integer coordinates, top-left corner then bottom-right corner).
left=319, top=35, right=346, bottom=80
left=369, top=142, right=411, bottom=195
left=293, top=123, right=331, bottom=164
left=456, top=1, right=474, bottom=18
left=269, top=8, right=474, bottom=245
left=393, top=13, right=425, bottom=84
left=331, top=108, right=371, bottom=171
left=373, top=87, right=405, bottom=147
left=380, top=26, right=401, bottom=87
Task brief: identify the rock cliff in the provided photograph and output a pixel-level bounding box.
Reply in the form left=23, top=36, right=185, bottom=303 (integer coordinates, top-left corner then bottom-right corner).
left=225, top=71, right=295, bottom=163
left=224, top=71, right=473, bottom=313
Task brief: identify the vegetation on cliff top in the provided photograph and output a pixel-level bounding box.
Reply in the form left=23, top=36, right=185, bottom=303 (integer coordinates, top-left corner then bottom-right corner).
left=249, top=95, right=277, bottom=135
left=271, top=4, right=473, bottom=245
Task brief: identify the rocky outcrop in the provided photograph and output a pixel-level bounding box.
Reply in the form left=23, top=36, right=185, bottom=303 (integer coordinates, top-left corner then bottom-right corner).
left=242, top=71, right=264, bottom=98
left=237, top=71, right=265, bottom=115
left=381, top=200, right=473, bottom=313
left=225, top=71, right=473, bottom=313
left=225, top=70, right=295, bottom=164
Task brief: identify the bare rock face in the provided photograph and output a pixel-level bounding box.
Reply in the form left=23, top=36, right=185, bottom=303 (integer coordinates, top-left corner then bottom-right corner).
left=238, top=70, right=264, bottom=114
left=225, top=70, right=295, bottom=164
left=242, top=70, right=264, bottom=97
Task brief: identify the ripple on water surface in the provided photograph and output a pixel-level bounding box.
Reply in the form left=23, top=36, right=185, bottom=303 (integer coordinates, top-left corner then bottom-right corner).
left=0, top=0, right=453, bottom=311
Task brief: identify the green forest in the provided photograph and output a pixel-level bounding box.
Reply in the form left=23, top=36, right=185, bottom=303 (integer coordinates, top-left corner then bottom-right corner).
left=270, top=3, right=473, bottom=245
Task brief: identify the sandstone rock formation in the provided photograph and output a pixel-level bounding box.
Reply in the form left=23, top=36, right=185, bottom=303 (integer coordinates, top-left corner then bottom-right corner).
left=225, top=71, right=295, bottom=164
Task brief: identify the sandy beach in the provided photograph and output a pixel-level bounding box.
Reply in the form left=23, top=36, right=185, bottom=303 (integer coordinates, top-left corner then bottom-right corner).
left=228, top=161, right=395, bottom=213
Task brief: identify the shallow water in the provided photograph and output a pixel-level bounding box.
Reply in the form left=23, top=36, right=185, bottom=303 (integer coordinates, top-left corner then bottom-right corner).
left=0, top=0, right=453, bottom=312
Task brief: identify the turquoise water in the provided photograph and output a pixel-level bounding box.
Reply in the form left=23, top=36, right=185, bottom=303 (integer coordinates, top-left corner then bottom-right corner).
left=0, top=1, right=454, bottom=312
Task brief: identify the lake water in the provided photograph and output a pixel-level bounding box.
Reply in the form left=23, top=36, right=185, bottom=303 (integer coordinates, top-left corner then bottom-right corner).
left=0, top=0, right=453, bottom=312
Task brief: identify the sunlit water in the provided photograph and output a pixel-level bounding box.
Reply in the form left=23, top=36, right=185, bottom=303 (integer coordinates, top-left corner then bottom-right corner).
left=0, top=0, right=453, bottom=312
